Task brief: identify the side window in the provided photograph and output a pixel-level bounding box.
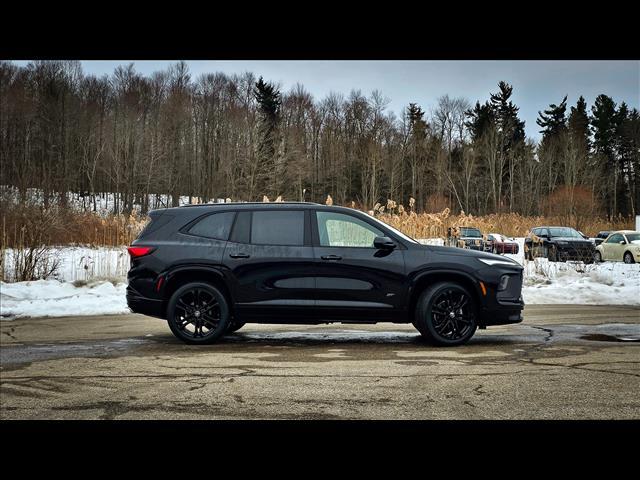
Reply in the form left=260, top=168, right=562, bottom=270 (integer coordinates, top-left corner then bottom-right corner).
left=316, top=211, right=383, bottom=248
left=187, top=212, right=235, bottom=240
left=251, top=211, right=305, bottom=246
left=606, top=234, right=623, bottom=244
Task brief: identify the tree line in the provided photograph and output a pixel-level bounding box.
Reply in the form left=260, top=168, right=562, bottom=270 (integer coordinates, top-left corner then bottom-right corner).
left=1, top=60, right=638, bottom=217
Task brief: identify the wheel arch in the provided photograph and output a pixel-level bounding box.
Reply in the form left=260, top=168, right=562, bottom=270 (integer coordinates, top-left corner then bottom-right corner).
left=408, top=270, right=483, bottom=323
left=161, top=265, right=233, bottom=317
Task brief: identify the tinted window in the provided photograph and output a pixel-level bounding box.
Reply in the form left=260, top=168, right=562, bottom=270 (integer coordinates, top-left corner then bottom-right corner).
left=230, top=211, right=251, bottom=243
left=548, top=227, right=581, bottom=238
left=251, top=211, right=304, bottom=246
left=188, top=212, right=235, bottom=240
left=317, top=211, right=383, bottom=247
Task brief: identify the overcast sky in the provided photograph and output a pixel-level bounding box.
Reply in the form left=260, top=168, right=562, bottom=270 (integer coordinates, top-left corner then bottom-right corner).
left=11, top=60, right=640, bottom=140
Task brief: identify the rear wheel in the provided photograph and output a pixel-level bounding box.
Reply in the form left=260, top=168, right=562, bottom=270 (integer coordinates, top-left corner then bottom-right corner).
left=414, top=282, right=478, bottom=346
left=624, top=252, right=635, bottom=264
left=167, top=282, right=230, bottom=344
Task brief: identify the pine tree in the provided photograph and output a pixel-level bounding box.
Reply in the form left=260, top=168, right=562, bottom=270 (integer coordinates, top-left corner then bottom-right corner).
left=537, top=95, right=568, bottom=137
left=253, top=77, right=282, bottom=199
left=590, top=94, right=619, bottom=216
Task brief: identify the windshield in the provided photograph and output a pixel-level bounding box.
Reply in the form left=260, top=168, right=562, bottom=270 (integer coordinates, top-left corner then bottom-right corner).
left=367, top=214, right=419, bottom=244
left=461, top=228, right=482, bottom=238
left=548, top=227, right=582, bottom=238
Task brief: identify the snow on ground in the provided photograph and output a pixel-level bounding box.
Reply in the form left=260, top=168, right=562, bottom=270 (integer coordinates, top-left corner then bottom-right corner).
left=0, top=279, right=129, bottom=318
left=0, top=239, right=638, bottom=319
left=2, top=246, right=129, bottom=283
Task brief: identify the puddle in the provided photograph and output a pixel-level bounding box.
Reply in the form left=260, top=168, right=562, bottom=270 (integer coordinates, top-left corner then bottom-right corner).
left=580, top=334, right=640, bottom=343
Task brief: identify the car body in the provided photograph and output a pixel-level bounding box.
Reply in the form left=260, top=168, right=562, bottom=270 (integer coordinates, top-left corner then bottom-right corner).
left=595, top=230, right=640, bottom=263
left=486, top=233, right=519, bottom=255
left=127, top=203, right=524, bottom=346
left=594, top=231, right=612, bottom=246
left=524, top=226, right=596, bottom=263
left=446, top=226, right=486, bottom=251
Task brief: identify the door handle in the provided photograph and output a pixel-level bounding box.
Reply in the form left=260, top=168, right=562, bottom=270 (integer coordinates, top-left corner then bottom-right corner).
left=229, top=253, right=250, bottom=259
left=321, top=255, right=342, bottom=261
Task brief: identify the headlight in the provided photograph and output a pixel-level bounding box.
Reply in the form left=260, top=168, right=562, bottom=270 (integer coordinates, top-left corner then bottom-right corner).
left=478, top=258, right=519, bottom=266
left=497, top=275, right=510, bottom=291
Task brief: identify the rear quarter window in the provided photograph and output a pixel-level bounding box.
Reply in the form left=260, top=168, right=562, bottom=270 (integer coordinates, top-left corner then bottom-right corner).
left=187, top=211, right=235, bottom=240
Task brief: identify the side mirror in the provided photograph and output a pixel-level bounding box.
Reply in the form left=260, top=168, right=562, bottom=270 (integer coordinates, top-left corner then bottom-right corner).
left=619, top=240, right=626, bottom=245
left=374, top=236, right=396, bottom=250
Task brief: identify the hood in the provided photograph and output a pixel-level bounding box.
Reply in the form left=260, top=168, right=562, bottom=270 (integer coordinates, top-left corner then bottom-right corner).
left=428, top=245, right=522, bottom=266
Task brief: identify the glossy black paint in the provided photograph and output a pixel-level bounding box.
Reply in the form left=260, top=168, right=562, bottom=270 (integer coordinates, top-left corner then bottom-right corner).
left=127, top=203, right=524, bottom=327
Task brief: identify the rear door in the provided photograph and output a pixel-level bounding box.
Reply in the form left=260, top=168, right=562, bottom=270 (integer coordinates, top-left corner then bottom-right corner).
left=311, top=209, right=406, bottom=321
left=222, top=209, right=316, bottom=322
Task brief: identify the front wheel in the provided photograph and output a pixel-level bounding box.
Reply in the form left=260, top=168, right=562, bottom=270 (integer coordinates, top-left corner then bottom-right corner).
left=594, top=251, right=602, bottom=263
left=414, top=282, right=478, bottom=346
left=167, top=282, right=230, bottom=344
left=624, top=252, right=635, bottom=264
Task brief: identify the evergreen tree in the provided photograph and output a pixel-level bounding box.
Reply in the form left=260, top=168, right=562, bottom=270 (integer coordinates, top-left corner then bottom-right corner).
left=537, top=95, right=568, bottom=137
left=590, top=94, right=619, bottom=216
left=465, top=101, right=494, bottom=142
left=253, top=76, right=282, bottom=198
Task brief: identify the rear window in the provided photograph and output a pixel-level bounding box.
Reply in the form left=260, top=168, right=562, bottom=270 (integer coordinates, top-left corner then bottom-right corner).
left=188, top=212, right=235, bottom=240
left=251, top=211, right=304, bottom=246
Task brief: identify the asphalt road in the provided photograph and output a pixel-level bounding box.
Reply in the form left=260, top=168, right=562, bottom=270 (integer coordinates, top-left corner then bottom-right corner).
left=1, top=305, right=639, bottom=420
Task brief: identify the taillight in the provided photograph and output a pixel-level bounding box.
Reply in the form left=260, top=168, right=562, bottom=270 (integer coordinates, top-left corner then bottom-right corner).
left=127, top=246, right=155, bottom=258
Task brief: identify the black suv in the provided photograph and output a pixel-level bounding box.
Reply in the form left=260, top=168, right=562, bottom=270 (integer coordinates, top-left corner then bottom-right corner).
left=127, top=203, right=524, bottom=346
left=524, top=226, right=596, bottom=262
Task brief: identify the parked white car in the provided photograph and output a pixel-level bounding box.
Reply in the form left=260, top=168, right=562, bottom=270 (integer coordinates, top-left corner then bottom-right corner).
left=595, top=230, right=640, bottom=264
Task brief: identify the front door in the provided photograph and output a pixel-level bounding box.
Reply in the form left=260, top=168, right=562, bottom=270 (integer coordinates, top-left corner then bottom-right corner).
left=603, top=233, right=625, bottom=261
left=311, top=210, right=406, bottom=322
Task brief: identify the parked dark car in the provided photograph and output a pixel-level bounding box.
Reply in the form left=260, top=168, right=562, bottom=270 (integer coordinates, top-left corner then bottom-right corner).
left=446, top=226, right=486, bottom=251
left=594, top=231, right=612, bottom=246
left=486, top=233, right=519, bottom=255
left=127, top=203, right=524, bottom=346
left=524, top=226, right=596, bottom=262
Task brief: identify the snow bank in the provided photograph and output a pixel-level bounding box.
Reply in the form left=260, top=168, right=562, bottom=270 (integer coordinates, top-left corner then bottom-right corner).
left=0, top=279, right=129, bottom=319
left=2, top=246, right=129, bottom=283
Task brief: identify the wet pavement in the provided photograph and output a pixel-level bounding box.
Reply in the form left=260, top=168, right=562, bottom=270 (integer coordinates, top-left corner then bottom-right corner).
left=1, top=304, right=639, bottom=419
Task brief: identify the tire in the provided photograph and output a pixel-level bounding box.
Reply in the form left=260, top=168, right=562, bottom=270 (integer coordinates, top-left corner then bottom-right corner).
left=414, top=282, right=478, bottom=346
left=225, top=321, right=246, bottom=334
left=624, top=252, right=635, bottom=264
left=594, top=251, right=602, bottom=263
left=167, top=282, right=231, bottom=344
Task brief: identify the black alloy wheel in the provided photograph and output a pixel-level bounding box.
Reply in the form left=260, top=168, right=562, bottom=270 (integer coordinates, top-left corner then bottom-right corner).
left=414, top=282, right=477, bottom=346
left=167, top=282, right=230, bottom=344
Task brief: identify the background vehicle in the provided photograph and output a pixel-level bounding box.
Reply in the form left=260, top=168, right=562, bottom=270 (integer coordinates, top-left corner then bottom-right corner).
left=486, top=233, right=519, bottom=255
left=595, top=230, right=640, bottom=263
left=446, top=226, right=486, bottom=251
left=524, top=226, right=596, bottom=263
left=594, top=231, right=612, bottom=246
left=127, top=203, right=524, bottom=346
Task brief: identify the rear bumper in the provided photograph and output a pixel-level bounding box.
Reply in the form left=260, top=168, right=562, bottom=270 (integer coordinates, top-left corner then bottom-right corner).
left=126, top=285, right=165, bottom=319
